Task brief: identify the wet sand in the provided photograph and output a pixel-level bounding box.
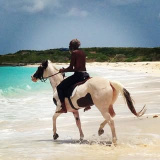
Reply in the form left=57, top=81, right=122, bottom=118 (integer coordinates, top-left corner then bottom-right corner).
left=1, top=114, right=160, bottom=160
left=1, top=62, right=160, bottom=160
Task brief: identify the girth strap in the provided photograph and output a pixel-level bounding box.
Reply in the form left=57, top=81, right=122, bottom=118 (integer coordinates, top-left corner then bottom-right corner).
left=68, top=97, right=78, bottom=110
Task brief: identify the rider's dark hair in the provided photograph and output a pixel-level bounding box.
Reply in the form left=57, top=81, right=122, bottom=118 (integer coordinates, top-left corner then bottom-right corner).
left=69, top=39, right=81, bottom=50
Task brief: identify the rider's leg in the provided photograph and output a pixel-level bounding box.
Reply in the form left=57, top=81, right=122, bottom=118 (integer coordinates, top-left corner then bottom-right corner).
left=56, top=83, right=67, bottom=113
left=56, top=74, right=78, bottom=113
left=56, top=72, right=85, bottom=113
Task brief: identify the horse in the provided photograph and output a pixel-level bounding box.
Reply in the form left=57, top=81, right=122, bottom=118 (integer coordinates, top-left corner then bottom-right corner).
left=31, top=60, right=146, bottom=145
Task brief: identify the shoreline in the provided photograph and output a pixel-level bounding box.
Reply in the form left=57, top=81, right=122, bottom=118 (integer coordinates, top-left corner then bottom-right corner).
left=1, top=61, right=159, bottom=76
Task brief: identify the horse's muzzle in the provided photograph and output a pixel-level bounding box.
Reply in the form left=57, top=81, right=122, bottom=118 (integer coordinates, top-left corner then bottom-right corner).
left=31, top=76, right=38, bottom=82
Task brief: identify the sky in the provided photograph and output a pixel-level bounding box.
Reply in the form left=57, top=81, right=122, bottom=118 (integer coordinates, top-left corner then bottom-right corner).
left=0, top=0, right=160, bottom=54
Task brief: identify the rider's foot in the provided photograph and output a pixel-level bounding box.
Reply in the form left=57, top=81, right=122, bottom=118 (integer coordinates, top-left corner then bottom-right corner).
left=56, top=102, right=67, bottom=113
left=56, top=108, right=67, bottom=113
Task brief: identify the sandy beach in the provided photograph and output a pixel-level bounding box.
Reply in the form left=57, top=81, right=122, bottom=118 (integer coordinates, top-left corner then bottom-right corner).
left=88, top=61, right=160, bottom=77
left=28, top=61, right=160, bottom=76
left=1, top=61, right=160, bottom=160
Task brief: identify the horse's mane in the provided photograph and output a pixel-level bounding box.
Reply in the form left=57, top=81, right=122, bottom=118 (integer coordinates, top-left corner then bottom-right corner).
left=49, top=61, right=65, bottom=79
left=53, top=65, right=59, bottom=71
left=49, top=62, right=59, bottom=71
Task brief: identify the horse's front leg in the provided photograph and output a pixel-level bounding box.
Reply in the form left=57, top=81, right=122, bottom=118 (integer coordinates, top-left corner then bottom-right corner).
left=73, top=111, right=84, bottom=140
left=53, top=112, right=61, bottom=140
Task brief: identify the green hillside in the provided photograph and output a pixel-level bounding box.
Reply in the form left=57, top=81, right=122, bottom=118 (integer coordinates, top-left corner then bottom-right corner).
left=0, top=47, right=160, bottom=66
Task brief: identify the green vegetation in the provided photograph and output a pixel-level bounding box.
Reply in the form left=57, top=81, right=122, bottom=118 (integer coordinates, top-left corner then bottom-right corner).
left=0, top=47, right=160, bottom=65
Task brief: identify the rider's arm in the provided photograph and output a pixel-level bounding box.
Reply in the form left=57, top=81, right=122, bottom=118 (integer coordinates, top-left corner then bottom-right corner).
left=60, top=51, right=76, bottom=72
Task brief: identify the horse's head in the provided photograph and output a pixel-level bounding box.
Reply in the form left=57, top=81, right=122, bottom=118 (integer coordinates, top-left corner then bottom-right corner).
left=31, top=60, right=49, bottom=82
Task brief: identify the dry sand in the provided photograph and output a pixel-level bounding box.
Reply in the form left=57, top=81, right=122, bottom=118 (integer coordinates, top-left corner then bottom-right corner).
left=87, top=61, right=160, bottom=77
left=28, top=61, right=160, bottom=76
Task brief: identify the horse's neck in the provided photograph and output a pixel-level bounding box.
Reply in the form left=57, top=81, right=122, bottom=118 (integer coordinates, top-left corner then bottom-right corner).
left=47, top=64, right=63, bottom=91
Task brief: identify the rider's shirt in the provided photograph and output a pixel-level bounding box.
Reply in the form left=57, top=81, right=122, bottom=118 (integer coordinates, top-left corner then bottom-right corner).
left=63, top=50, right=86, bottom=72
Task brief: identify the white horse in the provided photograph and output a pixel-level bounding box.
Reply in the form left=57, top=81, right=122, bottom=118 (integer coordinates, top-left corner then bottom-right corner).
left=31, top=60, right=146, bottom=144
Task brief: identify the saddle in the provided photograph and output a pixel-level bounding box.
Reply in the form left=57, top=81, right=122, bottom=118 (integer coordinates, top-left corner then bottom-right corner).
left=67, top=77, right=90, bottom=97
left=62, top=72, right=89, bottom=98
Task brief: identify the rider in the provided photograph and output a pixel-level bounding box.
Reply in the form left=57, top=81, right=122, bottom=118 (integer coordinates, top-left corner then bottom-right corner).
left=56, top=39, right=89, bottom=113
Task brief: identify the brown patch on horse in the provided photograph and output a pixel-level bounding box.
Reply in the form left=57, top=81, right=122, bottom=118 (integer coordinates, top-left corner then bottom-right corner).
left=109, top=105, right=116, bottom=117
left=77, top=93, right=94, bottom=107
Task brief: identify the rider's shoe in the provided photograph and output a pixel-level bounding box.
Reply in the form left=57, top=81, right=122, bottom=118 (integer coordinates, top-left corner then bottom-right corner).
left=56, top=102, right=67, bottom=113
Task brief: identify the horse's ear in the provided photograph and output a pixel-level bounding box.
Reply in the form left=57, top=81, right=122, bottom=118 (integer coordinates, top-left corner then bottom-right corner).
left=42, top=60, right=48, bottom=69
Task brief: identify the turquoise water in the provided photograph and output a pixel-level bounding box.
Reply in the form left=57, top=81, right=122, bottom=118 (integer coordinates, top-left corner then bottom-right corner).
left=0, top=67, right=50, bottom=97
left=0, top=66, right=53, bottom=121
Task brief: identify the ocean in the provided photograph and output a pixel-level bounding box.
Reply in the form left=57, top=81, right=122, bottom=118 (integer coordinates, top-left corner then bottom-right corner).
left=0, top=65, right=160, bottom=160
left=0, top=66, right=52, bottom=121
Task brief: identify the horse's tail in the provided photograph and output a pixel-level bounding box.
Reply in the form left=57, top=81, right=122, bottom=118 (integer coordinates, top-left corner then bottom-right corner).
left=110, top=81, right=146, bottom=117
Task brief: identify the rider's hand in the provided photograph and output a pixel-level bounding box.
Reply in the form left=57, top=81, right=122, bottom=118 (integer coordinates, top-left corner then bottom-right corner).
left=59, top=68, right=64, bottom=73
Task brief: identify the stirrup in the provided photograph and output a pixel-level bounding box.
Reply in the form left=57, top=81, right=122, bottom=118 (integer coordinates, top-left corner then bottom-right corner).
left=56, top=108, right=67, bottom=113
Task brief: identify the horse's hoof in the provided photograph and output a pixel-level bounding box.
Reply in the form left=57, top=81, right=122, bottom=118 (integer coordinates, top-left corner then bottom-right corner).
left=112, top=138, right=117, bottom=146
left=53, top=133, right=59, bottom=140
left=98, top=129, right=104, bottom=136
left=80, top=137, right=83, bottom=141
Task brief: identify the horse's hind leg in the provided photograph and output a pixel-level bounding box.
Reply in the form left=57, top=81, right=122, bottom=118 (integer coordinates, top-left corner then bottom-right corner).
left=109, top=105, right=116, bottom=117
left=100, top=111, right=117, bottom=144
left=98, top=105, right=115, bottom=136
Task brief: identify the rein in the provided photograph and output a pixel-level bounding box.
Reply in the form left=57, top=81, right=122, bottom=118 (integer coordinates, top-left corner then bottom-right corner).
left=41, top=72, right=60, bottom=82
left=44, top=72, right=60, bottom=79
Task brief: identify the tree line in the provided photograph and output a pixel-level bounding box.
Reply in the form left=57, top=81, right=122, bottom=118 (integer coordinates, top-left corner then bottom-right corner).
left=0, top=47, right=160, bottom=65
